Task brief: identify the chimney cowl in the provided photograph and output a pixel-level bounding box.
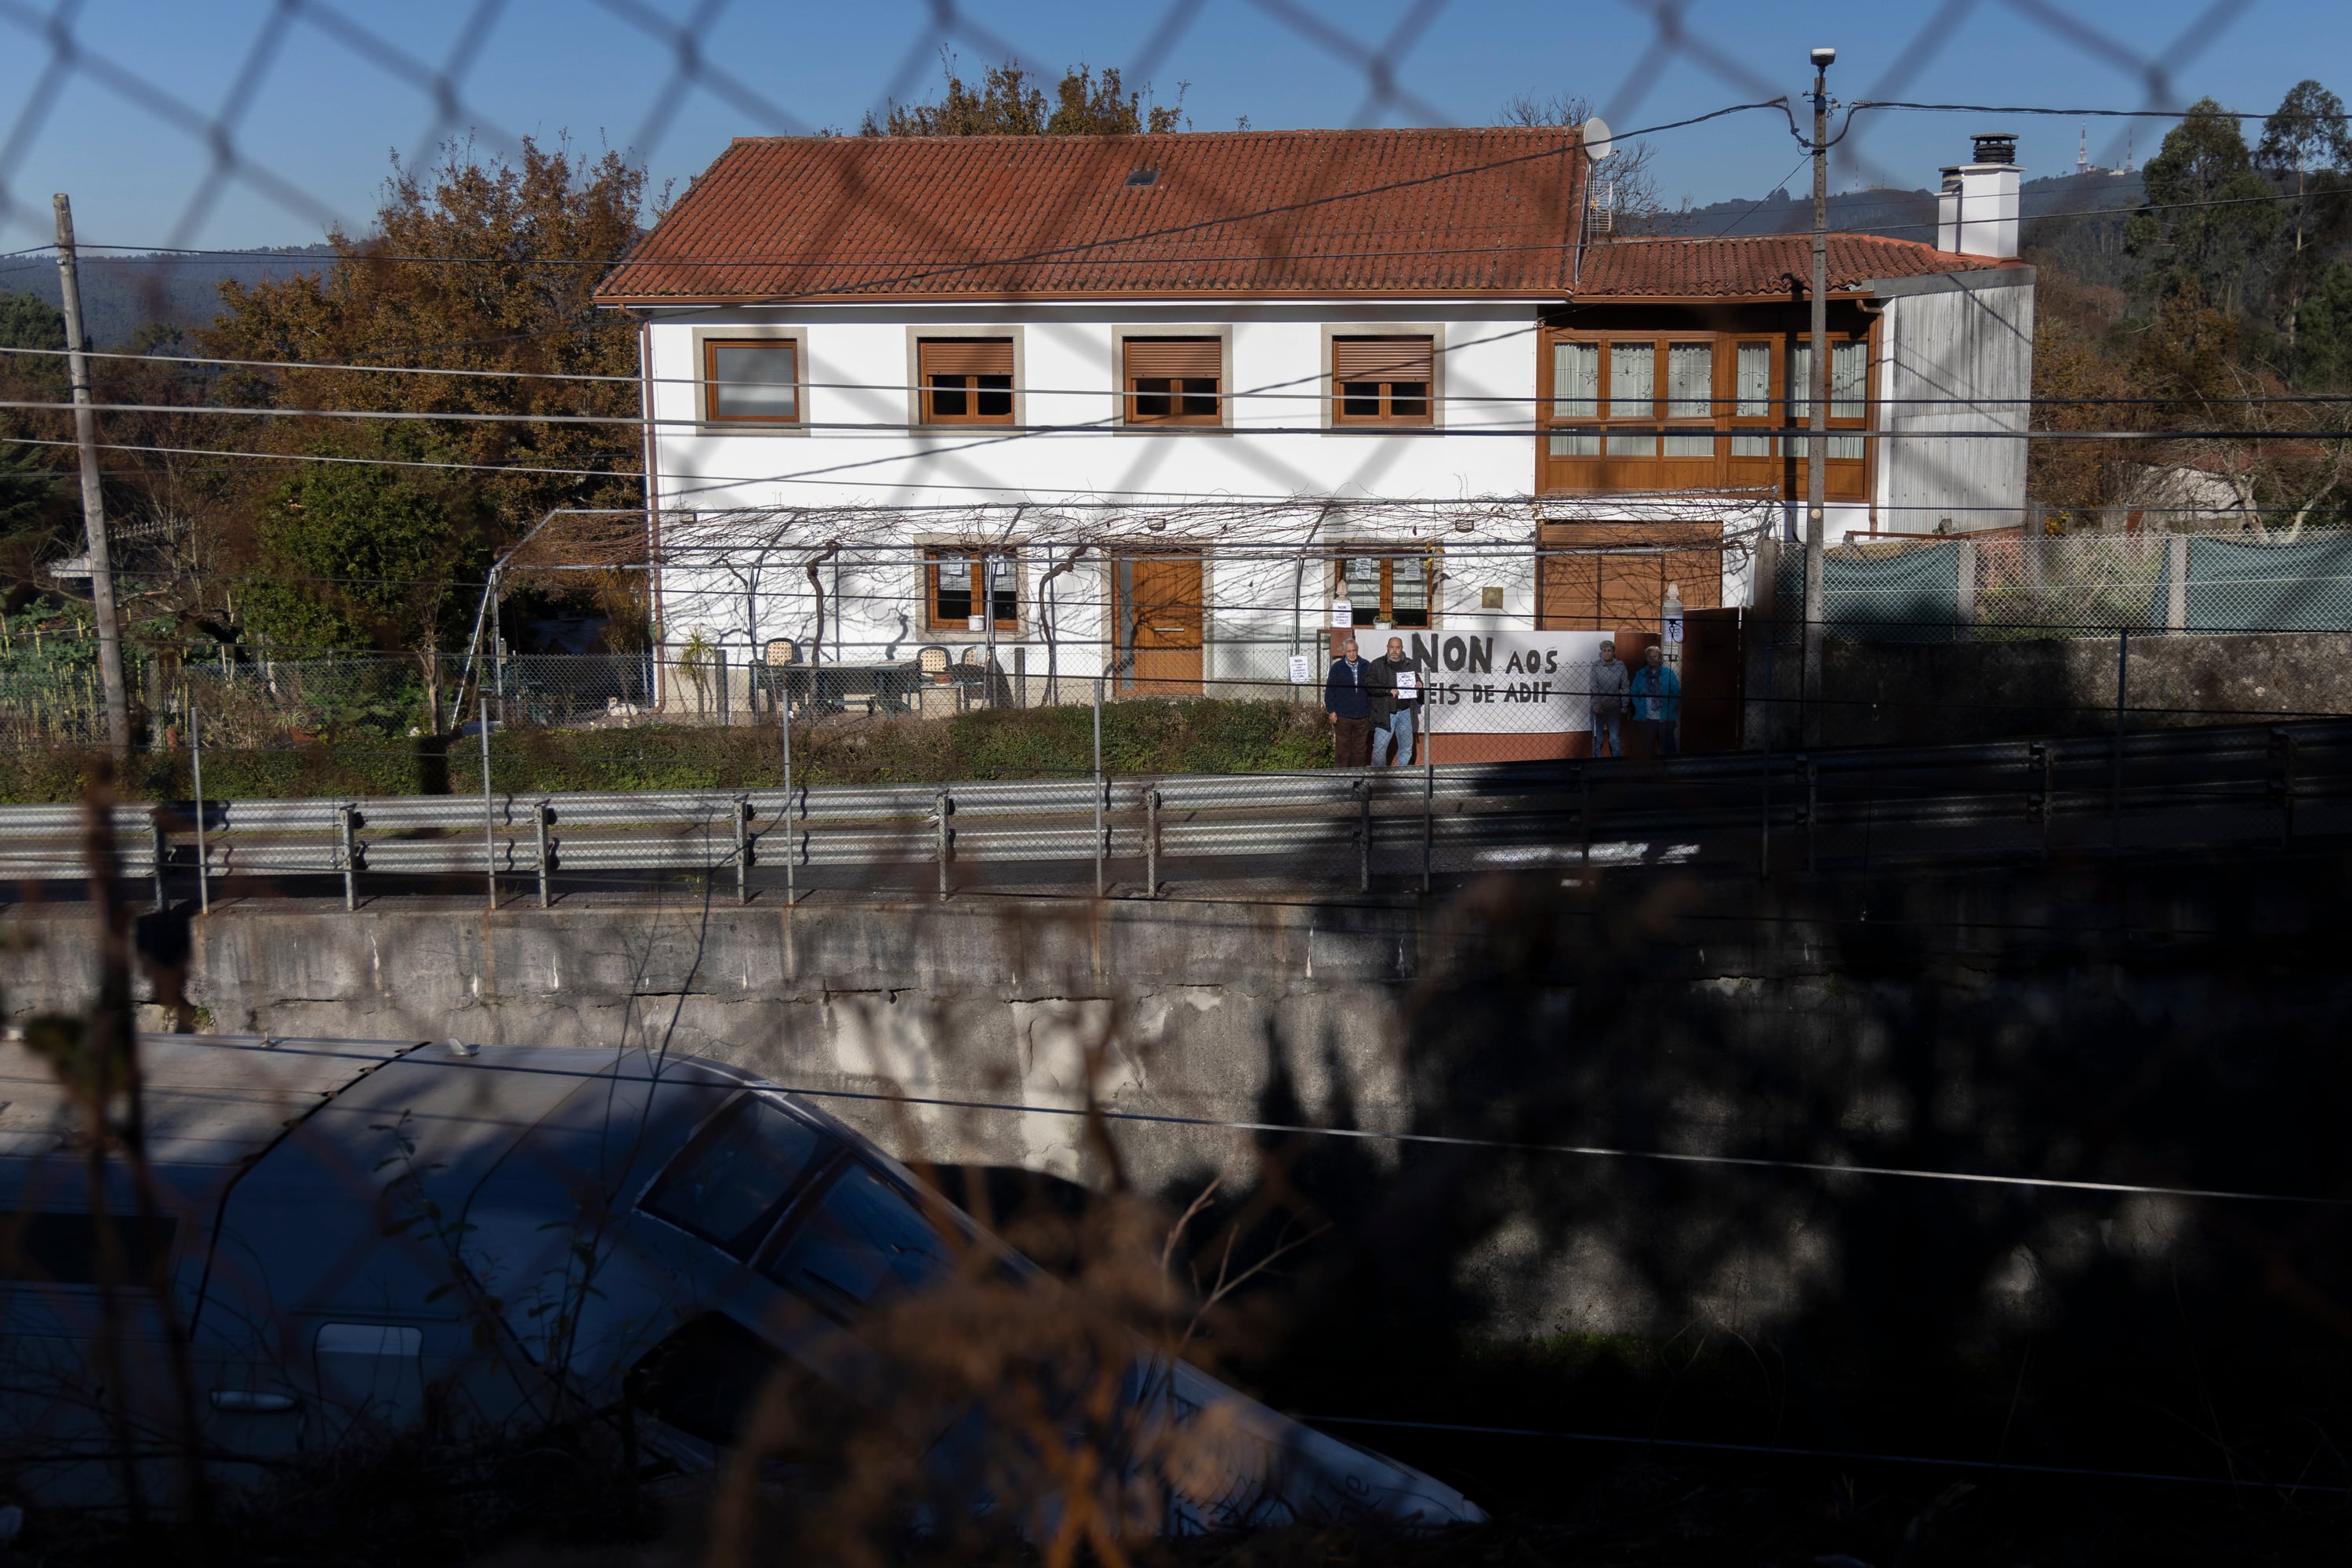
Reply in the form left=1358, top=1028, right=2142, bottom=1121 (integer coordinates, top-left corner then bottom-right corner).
left=1937, top=134, right=2024, bottom=258
left=1970, top=131, right=2019, bottom=166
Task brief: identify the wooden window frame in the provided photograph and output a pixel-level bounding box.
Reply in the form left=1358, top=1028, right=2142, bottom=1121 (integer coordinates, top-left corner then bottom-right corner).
left=701, top=337, right=804, bottom=426
left=1784, top=336, right=1871, bottom=463
left=916, top=337, right=1016, bottom=426
left=1330, top=336, right=1436, bottom=428
left=924, top=547, right=1021, bottom=633
left=1120, top=336, right=1225, bottom=427
left=1334, top=550, right=1439, bottom=630
left=1541, top=325, right=1875, bottom=499
left=1726, top=338, right=1780, bottom=474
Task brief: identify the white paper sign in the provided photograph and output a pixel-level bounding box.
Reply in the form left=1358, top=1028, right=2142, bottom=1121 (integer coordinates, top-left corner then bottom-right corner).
left=1663, top=614, right=1685, bottom=643
left=1395, top=669, right=1419, bottom=698
left=1330, top=600, right=1355, bottom=629
left=1287, top=654, right=1314, bottom=684
left=1392, top=629, right=1614, bottom=735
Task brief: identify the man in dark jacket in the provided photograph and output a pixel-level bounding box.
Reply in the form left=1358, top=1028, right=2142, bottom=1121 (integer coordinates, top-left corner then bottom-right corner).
left=1324, top=633, right=1372, bottom=768
left=1363, top=634, right=1421, bottom=767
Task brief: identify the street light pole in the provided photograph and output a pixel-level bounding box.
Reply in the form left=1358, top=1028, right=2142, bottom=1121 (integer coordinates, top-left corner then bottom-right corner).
left=1801, top=47, right=1835, bottom=748
left=52, top=194, right=130, bottom=759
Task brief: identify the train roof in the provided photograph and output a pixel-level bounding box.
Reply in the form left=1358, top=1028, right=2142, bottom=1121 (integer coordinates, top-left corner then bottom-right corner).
left=0, top=1034, right=419, bottom=1174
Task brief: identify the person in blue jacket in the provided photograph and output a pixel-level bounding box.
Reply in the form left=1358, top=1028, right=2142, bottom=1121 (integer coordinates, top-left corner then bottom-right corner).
left=1628, top=644, right=1682, bottom=758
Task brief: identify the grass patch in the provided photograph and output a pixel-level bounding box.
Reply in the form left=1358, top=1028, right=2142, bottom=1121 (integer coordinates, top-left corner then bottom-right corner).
left=0, top=699, right=1336, bottom=803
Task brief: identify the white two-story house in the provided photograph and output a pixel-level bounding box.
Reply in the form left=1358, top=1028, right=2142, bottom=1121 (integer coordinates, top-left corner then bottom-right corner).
left=597, top=126, right=2033, bottom=732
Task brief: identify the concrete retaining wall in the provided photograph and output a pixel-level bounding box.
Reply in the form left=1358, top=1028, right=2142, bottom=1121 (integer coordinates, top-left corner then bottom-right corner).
left=9, top=859, right=2350, bottom=1368
left=1743, top=629, right=2352, bottom=748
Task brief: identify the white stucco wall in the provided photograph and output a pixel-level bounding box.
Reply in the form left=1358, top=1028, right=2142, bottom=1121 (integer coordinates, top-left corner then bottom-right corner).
left=639, top=300, right=1548, bottom=699
left=643, top=300, right=1542, bottom=512
left=629, top=278, right=2033, bottom=686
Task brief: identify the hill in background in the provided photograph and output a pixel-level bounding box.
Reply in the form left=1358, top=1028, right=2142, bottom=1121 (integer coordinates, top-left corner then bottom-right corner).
left=1675, top=169, right=2143, bottom=287
left=0, top=244, right=333, bottom=347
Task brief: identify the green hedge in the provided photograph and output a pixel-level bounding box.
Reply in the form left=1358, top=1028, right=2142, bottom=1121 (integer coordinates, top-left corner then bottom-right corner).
left=0, top=699, right=1336, bottom=803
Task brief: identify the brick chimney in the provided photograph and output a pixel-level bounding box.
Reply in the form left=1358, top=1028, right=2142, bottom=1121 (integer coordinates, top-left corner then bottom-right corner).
left=1936, top=132, right=2022, bottom=259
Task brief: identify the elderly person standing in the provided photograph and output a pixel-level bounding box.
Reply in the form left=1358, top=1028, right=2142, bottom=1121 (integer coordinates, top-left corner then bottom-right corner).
left=1324, top=632, right=1373, bottom=768
left=1628, top=644, right=1682, bottom=758
left=1363, top=634, right=1421, bottom=767
left=1588, top=637, right=1629, bottom=759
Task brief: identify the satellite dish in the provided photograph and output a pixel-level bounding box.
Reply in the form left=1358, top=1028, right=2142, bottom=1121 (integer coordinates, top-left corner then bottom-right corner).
left=1582, top=117, right=1615, bottom=163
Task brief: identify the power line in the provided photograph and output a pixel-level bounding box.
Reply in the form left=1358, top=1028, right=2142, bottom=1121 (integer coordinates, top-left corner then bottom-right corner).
left=8, top=343, right=2352, bottom=406
left=0, top=101, right=1790, bottom=293
left=749, top=1083, right=2352, bottom=1207
left=1297, top=1414, right=2352, bottom=1494
left=10, top=398, right=2343, bottom=440
left=1860, top=100, right=2352, bottom=123
left=1839, top=182, right=2352, bottom=241
left=0, top=433, right=638, bottom=481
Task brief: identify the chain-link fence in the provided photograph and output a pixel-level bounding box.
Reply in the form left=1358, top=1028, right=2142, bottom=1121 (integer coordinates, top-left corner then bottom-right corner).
left=11, top=524, right=2352, bottom=794
left=1773, top=527, right=2352, bottom=641
left=0, top=0, right=2259, bottom=251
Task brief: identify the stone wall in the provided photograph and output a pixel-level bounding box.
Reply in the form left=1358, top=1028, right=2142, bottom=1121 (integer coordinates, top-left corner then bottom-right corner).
left=9, top=853, right=2350, bottom=1374
left=1748, top=629, right=2352, bottom=747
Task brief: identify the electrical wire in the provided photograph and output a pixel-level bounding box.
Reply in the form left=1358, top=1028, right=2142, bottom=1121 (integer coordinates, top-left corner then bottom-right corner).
left=734, top=1082, right=2352, bottom=1207
left=1859, top=100, right=2352, bottom=122
left=8, top=343, right=2351, bottom=406
left=9, top=397, right=2338, bottom=441
left=1836, top=182, right=2352, bottom=241
left=1294, top=1414, right=2352, bottom=1494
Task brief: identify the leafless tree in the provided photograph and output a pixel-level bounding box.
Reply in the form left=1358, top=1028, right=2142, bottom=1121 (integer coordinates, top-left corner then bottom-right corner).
left=1498, top=91, right=1693, bottom=235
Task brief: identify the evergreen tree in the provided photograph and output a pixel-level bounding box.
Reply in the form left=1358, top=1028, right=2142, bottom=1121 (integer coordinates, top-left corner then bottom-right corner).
left=0, top=292, right=67, bottom=570
left=2256, top=79, right=2352, bottom=347
left=2125, top=97, right=2283, bottom=315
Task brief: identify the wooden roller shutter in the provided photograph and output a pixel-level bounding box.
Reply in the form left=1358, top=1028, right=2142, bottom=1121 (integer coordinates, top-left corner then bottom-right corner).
left=1332, top=336, right=1433, bottom=383
left=920, top=338, right=1014, bottom=377
left=1123, top=338, right=1222, bottom=379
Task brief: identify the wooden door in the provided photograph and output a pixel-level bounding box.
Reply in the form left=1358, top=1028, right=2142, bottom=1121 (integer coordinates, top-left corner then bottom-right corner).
left=1537, top=522, right=1725, bottom=630
left=1116, top=553, right=1203, bottom=695
left=1679, top=607, right=1744, bottom=753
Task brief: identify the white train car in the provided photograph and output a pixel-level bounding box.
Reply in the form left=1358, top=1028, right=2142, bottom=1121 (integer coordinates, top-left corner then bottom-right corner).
left=0, top=1034, right=1479, bottom=1534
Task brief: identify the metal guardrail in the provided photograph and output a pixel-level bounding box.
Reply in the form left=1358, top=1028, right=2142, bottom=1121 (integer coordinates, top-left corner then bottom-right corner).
left=7, top=720, right=2348, bottom=902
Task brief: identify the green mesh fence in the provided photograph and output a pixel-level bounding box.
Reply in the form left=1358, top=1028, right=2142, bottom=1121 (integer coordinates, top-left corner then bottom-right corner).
left=1775, top=543, right=1962, bottom=644
left=2154, top=535, right=2352, bottom=633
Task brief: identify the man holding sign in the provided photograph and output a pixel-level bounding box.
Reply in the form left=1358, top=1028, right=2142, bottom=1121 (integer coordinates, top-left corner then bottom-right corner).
left=1364, top=635, right=1422, bottom=768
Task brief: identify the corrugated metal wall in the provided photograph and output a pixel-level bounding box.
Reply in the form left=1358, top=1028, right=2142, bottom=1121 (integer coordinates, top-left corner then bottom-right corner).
left=1876, top=276, right=2034, bottom=532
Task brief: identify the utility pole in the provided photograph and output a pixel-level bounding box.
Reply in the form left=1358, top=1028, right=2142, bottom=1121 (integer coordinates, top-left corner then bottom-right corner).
left=1800, top=47, right=1835, bottom=748
left=52, top=194, right=131, bottom=759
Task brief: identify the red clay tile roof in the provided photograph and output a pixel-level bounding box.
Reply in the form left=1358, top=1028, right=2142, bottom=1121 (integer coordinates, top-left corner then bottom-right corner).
left=597, top=129, right=1589, bottom=303
left=1572, top=234, right=2017, bottom=298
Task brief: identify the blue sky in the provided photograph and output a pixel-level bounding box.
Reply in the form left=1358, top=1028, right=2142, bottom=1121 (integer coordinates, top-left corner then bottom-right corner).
left=0, top=0, right=2342, bottom=252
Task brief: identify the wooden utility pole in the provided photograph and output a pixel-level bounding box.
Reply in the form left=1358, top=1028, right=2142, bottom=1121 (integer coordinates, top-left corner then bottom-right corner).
left=52, top=194, right=131, bottom=758
left=1801, top=48, right=1835, bottom=748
